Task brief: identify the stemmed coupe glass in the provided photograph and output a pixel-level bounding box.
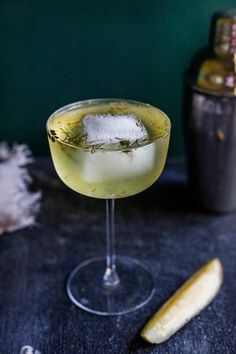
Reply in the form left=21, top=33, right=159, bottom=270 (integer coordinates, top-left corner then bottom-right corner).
left=46, top=99, right=171, bottom=315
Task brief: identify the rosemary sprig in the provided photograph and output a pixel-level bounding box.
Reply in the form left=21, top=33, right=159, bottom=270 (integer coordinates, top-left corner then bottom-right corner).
left=60, top=128, right=87, bottom=146
left=59, top=127, right=106, bottom=153
left=50, top=125, right=150, bottom=153
left=90, top=143, right=104, bottom=153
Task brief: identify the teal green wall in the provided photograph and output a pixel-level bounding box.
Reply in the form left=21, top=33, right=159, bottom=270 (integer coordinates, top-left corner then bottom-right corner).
left=1, top=0, right=235, bottom=156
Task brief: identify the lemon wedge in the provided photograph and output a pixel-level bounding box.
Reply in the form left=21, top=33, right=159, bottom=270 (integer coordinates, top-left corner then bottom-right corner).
left=141, top=258, right=223, bottom=344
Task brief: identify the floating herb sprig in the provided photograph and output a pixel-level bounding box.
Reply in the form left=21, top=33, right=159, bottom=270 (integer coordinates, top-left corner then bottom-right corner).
left=50, top=125, right=150, bottom=154
left=59, top=128, right=91, bottom=147
left=59, top=128, right=105, bottom=153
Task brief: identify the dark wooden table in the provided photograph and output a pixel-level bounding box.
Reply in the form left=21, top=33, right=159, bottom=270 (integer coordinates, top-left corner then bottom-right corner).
left=0, top=158, right=235, bottom=354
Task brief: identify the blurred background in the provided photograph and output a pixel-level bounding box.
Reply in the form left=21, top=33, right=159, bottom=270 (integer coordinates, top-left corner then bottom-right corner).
left=1, top=0, right=235, bottom=156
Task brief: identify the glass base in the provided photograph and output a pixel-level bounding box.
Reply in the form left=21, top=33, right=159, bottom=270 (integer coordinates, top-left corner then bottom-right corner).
left=66, top=256, right=155, bottom=316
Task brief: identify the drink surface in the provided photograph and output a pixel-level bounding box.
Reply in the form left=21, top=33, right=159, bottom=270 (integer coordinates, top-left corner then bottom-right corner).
left=47, top=100, right=170, bottom=199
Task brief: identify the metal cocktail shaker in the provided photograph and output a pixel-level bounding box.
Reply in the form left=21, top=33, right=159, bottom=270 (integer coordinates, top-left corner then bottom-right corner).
left=184, top=10, right=236, bottom=212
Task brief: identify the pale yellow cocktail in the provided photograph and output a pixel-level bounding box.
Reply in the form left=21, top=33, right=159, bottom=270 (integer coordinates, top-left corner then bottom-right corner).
left=47, top=100, right=170, bottom=199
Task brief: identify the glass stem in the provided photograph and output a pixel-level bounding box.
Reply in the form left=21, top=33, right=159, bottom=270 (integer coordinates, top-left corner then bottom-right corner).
left=103, top=199, right=120, bottom=288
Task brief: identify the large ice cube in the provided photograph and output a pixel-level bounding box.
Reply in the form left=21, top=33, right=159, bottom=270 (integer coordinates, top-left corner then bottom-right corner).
left=81, top=143, right=156, bottom=184
left=81, top=113, right=148, bottom=146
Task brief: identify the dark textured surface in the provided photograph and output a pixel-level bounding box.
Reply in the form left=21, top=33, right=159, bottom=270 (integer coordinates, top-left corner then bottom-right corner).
left=0, top=158, right=236, bottom=354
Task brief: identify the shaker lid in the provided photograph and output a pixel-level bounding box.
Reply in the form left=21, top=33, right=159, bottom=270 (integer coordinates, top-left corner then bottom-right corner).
left=187, top=9, right=236, bottom=96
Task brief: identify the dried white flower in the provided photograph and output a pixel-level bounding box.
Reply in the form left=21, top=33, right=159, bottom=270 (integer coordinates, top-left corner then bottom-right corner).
left=0, top=143, right=41, bottom=235
left=20, top=345, right=41, bottom=354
